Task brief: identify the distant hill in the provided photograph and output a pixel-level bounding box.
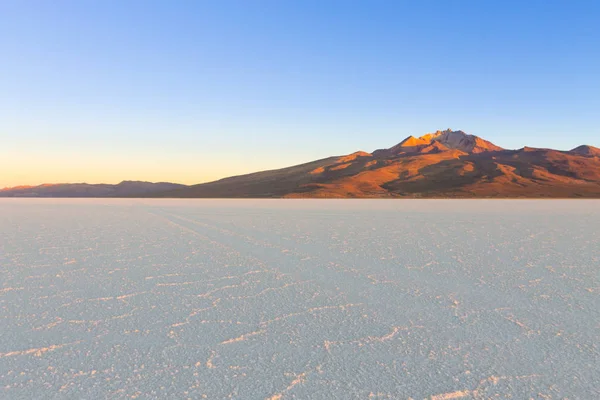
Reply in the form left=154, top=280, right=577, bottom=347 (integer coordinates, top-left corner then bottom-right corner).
left=0, top=181, right=187, bottom=197
left=153, top=129, right=600, bottom=198
left=4, top=130, right=600, bottom=198
left=570, top=145, right=600, bottom=157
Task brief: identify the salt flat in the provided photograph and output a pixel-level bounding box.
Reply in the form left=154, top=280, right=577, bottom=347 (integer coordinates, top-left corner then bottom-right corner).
left=0, top=199, right=598, bottom=399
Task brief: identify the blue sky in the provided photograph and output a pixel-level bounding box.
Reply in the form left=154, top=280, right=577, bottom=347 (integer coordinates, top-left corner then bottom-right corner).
left=1, top=0, right=599, bottom=186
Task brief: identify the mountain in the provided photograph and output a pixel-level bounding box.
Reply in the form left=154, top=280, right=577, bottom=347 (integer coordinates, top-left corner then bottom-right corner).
left=0, top=181, right=187, bottom=197
left=374, top=129, right=504, bottom=156
left=570, top=145, right=600, bottom=157
left=4, top=130, right=599, bottom=198
left=153, top=129, right=600, bottom=198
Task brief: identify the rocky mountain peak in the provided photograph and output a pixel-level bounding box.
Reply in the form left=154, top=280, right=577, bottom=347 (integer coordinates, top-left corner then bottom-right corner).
left=385, top=129, right=503, bottom=154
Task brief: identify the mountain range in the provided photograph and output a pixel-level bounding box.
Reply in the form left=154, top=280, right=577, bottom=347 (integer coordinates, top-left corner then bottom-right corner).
left=3, top=130, right=600, bottom=198
left=0, top=181, right=186, bottom=198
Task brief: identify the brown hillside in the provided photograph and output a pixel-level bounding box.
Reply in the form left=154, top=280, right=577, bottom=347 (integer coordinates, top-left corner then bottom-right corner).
left=156, top=130, right=600, bottom=198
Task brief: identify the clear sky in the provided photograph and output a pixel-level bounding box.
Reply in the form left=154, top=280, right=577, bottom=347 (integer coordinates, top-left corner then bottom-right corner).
left=1, top=0, right=599, bottom=187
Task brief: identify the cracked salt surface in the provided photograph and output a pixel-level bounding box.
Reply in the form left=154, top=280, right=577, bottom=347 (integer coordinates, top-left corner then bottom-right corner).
left=0, top=199, right=598, bottom=399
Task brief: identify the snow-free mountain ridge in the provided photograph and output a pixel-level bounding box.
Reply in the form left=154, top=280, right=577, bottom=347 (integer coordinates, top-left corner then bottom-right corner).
left=2, top=130, right=599, bottom=198
left=0, top=181, right=187, bottom=197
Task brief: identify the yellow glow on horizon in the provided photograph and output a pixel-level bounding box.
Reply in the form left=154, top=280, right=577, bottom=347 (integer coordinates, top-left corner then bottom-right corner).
left=1, top=152, right=228, bottom=188
left=0, top=149, right=313, bottom=189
